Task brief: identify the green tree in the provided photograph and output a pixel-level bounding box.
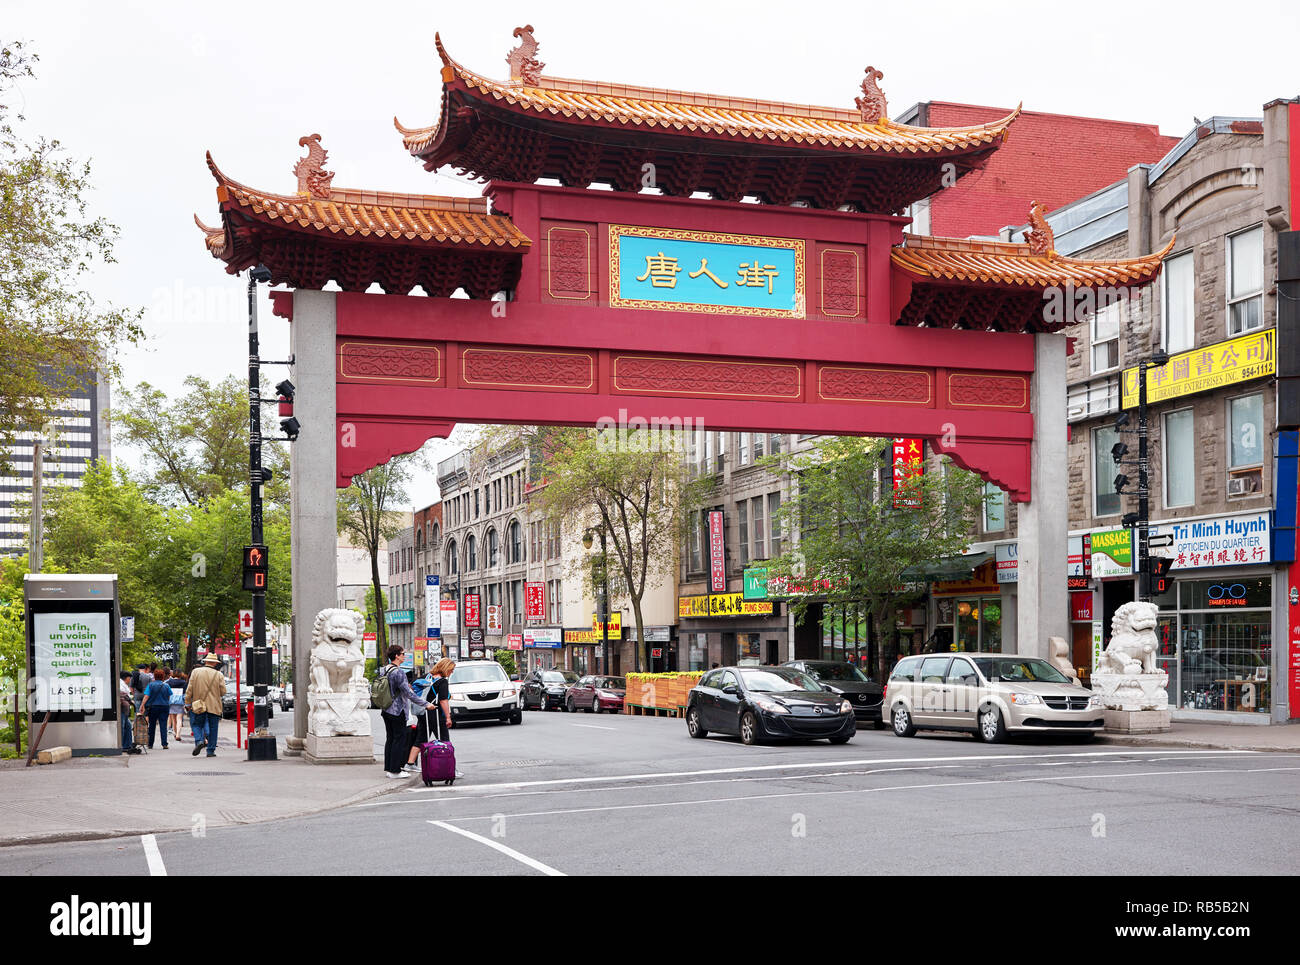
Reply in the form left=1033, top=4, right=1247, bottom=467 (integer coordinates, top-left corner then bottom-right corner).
left=521, top=426, right=703, bottom=674
left=362, top=585, right=388, bottom=635
left=337, top=457, right=419, bottom=658
left=0, top=554, right=31, bottom=755
left=0, top=42, right=142, bottom=471
left=495, top=649, right=517, bottom=677
left=765, top=437, right=987, bottom=681
left=115, top=374, right=289, bottom=507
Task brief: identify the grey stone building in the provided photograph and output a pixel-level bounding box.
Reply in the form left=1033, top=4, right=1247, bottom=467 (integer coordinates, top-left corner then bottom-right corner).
left=384, top=522, right=416, bottom=655
left=999, top=99, right=1294, bottom=722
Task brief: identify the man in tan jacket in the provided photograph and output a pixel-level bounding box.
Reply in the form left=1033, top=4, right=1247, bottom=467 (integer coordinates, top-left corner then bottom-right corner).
left=186, top=654, right=227, bottom=757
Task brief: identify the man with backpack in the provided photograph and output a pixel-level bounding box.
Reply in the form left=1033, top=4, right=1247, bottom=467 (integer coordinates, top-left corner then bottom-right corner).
left=375, top=645, right=435, bottom=779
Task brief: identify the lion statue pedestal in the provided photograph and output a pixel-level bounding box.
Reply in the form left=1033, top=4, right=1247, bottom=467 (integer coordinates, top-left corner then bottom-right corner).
left=303, top=608, right=375, bottom=765
left=1091, top=601, right=1171, bottom=734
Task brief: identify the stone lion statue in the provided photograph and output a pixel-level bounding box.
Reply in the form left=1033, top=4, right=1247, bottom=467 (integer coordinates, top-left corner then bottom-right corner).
left=1097, top=601, right=1159, bottom=675
left=307, top=608, right=371, bottom=737
left=1048, top=637, right=1080, bottom=685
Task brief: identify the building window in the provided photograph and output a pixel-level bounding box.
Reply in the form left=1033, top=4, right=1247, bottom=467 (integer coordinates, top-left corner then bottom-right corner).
left=487, top=528, right=499, bottom=567
left=1163, top=408, right=1195, bottom=508
left=737, top=433, right=750, bottom=467
left=1227, top=226, right=1264, bottom=335
left=751, top=496, right=765, bottom=561
left=509, top=520, right=523, bottom=563
left=1229, top=393, right=1264, bottom=468
left=687, top=511, right=703, bottom=573
left=768, top=492, right=782, bottom=557
left=983, top=482, right=1006, bottom=532
left=510, top=580, right=524, bottom=626
left=737, top=500, right=749, bottom=567
left=447, top=539, right=458, bottom=576
left=1094, top=426, right=1121, bottom=517
left=474, top=489, right=480, bottom=518
left=466, top=534, right=477, bottom=571
left=753, top=434, right=765, bottom=461
left=1162, top=251, right=1195, bottom=353
left=1091, top=300, right=1121, bottom=374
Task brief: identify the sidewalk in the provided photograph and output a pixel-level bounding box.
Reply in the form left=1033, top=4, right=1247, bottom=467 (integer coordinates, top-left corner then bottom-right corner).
left=1097, top=720, right=1300, bottom=752
left=0, top=730, right=407, bottom=848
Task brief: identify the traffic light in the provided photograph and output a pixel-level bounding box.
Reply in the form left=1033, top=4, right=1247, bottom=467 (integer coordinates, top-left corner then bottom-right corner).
left=279, top=416, right=300, bottom=441
left=1114, top=472, right=1130, bottom=493
left=1111, top=441, right=1129, bottom=463
left=242, top=544, right=269, bottom=591
left=1149, top=555, right=1173, bottom=595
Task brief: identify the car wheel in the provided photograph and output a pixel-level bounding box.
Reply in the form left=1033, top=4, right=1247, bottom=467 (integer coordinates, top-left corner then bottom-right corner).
left=978, top=705, right=1007, bottom=743
left=591, top=697, right=600, bottom=714
left=892, top=705, right=916, bottom=737
left=739, top=711, right=762, bottom=746
left=686, top=706, right=707, bottom=739
left=565, top=697, right=574, bottom=713
left=828, top=734, right=852, bottom=745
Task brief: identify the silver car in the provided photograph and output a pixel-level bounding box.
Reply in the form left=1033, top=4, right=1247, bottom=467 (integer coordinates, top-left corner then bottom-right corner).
left=883, top=653, right=1104, bottom=743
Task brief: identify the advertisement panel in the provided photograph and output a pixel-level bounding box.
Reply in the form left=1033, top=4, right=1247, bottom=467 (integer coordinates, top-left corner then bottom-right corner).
left=464, top=594, right=481, bottom=628
left=891, top=438, right=923, bottom=508
left=523, top=627, right=563, bottom=648
left=590, top=612, right=622, bottom=635
left=743, top=566, right=768, bottom=600
left=708, top=510, right=726, bottom=593
left=525, top=582, right=545, bottom=621
left=507, top=633, right=523, bottom=651
left=1091, top=528, right=1134, bottom=579
left=31, top=611, right=112, bottom=714
left=425, top=575, right=440, bottom=637
left=486, top=604, right=502, bottom=635
left=1147, top=511, right=1270, bottom=569
left=994, top=543, right=1018, bottom=584
left=439, top=599, right=458, bottom=637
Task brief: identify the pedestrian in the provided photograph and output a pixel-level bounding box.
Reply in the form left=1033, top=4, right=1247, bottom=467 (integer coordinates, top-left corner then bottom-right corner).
left=379, top=645, right=434, bottom=779
left=118, top=671, right=141, bottom=755
left=186, top=654, right=226, bottom=757
left=131, top=663, right=148, bottom=712
left=403, top=667, right=436, bottom=773
left=426, top=657, right=463, bottom=779
left=140, top=668, right=174, bottom=749
left=168, top=670, right=187, bottom=740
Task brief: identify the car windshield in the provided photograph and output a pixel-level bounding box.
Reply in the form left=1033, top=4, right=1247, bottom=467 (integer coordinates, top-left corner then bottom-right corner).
left=973, top=657, right=1070, bottom=684
left=805, top=662, right=870, bottom=683
left=738, top=668, right=822, bottom=693
left=542, top=671, right=578, bottom=684
left=450, top=665, right=508, bottom=684
left=598, top=677, right=626, bottom=689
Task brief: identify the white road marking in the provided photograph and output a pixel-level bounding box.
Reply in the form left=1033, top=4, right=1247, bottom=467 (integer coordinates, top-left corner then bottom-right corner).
left=351, top=749, right=1261, bottom=809
left=570, top=724, right=617, bottom=731
left=429, top=820, right=566, bottom=876
left=141, top=834, right=166, bottom=876
left=439, top=765, right=1300, bottom=824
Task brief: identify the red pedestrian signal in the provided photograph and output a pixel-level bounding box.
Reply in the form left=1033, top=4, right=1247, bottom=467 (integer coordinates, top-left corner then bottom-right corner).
left=1149, top=555, right=1172, bottom=595
left=243, top=544, right=269, bottom=592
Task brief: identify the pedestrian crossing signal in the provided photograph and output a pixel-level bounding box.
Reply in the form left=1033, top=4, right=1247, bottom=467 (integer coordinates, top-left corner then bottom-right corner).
left=243, top=544, right=269, bottom=592
left=1149, top=555, right=1172, bottom=595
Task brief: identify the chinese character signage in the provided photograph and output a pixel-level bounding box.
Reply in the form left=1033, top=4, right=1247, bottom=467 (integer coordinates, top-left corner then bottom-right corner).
left=1147, top=511, right=1270, bottom=569
left=524, top=627, right=563, bottom=648
left=708, top=510, right=726, bottom=593
left=1122, top=329, right=1274, bottom=409
left=678, top=593, right=774, bottom=617
left=486, top=604, right=502, bottom=635
left=610, top=225, right=805, bottom=317
left=892, top=438, right=923, bottom=508
left=590, top=612, right=622, bottom=635
left=525, top=582, right=545, bottom=621
left=464, top=593, right=481, bottom=628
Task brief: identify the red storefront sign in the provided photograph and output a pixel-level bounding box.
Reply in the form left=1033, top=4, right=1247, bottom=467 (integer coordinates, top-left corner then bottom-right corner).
left=892, top=438, right=923, bottom=508
left=507, top=633, right=523, bottom=651
left=525, top=582, right=545, bottom=621
left=464, top=593, right=481, bottom=628
left=708, top=510, right=725, bottom=593
left=1069, top=591, right=1093, bottom=623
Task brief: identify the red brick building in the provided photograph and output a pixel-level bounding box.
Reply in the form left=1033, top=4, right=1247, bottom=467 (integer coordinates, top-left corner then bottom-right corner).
left=899, top=102, right=1180, bottom=238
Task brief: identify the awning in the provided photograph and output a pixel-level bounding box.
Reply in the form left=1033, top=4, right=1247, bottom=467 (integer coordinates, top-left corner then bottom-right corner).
left=901, top=551, right=993, bottom=583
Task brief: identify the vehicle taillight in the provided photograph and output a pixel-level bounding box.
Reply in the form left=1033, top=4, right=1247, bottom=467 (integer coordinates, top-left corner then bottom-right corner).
left=882, top=683, right=888, bottom=702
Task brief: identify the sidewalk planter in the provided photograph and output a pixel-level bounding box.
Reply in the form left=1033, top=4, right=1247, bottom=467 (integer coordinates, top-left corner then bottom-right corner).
left=624, top=672, right=705, bottom=716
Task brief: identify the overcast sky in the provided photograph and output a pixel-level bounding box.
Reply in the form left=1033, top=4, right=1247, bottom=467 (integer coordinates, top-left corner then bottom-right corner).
left=9, top=0, right=1299, bottom=511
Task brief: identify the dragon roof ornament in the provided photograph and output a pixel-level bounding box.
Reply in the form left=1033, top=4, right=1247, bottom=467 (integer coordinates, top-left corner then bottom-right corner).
left=506, top=24, right=544, bottom=86
left=294, top=133, right=336, bottom=199
left=855, top=67, right=887, bottom=124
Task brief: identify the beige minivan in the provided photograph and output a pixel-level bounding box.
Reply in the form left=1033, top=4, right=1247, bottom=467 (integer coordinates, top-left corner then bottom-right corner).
left=883, top=653, right=1104, bottom=742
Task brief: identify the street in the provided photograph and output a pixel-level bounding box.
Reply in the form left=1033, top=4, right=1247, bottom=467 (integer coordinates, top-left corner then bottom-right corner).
left=3, top=710, right=1298, bottom=875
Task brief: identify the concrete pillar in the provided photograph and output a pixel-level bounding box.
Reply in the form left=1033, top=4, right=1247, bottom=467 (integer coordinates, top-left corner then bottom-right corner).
left=287, top=290, right=338, bottom=754
left=1016, top=334, right=1069, bottom=657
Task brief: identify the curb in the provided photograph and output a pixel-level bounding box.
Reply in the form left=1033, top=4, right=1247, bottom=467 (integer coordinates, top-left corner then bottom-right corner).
left=1096, top=735, right=1300, bottom=753
left=0, top=772, right=416, bottom=850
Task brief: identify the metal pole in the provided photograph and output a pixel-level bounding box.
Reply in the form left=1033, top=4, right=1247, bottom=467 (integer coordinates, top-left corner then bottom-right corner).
left=599, top=528, right=609, bottom=676
left=1137, top=360, right=1151, bottom=602
left=247, top=272, right=275, bottom=759
left=29, top=439, right=42, bottom=573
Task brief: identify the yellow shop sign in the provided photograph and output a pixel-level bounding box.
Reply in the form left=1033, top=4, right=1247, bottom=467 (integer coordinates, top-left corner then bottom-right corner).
left=1122, top=329, right=1273, bottom=408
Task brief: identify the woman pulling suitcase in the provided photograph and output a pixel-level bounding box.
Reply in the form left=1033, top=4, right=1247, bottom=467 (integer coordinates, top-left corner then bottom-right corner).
left=417, top=658, right=464, bottom=785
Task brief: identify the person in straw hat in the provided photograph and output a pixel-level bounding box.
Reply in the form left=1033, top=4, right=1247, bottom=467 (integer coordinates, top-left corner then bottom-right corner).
left=186, top=654, right=227, bottom=758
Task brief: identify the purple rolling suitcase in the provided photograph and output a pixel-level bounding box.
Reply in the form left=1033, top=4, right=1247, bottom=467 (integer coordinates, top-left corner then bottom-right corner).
left=419, top=708, right=456, bottom=786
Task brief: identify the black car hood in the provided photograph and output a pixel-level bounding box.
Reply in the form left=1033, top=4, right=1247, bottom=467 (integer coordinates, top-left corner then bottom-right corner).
left=751, top=690, right=844, bottom=709
left=819, top=680, right=884, bottom=697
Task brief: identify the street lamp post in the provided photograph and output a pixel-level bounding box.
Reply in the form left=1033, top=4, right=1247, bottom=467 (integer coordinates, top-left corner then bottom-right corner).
left=582, top=527, right=610, bottom=676
left=1115, top=348, right=1169, bottom=603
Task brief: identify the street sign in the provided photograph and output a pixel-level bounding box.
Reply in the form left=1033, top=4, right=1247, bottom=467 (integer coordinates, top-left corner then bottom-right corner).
left=238, top=610, right=254, bottom=636
left=1148, top=534, right=1174, bottom=549
left=120, top=616, right=135, bottom=642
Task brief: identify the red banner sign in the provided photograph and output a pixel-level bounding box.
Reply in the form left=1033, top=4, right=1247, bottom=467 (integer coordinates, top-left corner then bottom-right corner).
left=892, top=438, right=923, bottom=508
left=1069, top=591, right=1093, bottom=622
left=526, top=582, right=545, bottom=621
left=507, top=633, right=523, bottom=651
left=464, top=593, right=481, bottom=628
left=708, top=510, right=726, bottom=593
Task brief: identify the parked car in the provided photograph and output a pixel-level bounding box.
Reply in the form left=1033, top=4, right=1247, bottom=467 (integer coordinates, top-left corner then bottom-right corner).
left=783, top=659, right=884, bottom=727
left=520, top=669, right=580, bottom=711
left=447, top=660, right=522, bottom=725
left=280, top=682, right=294, bottom=712
left=882, top=652, right=1104, bottom=743
left=221, top=678, right=275, bottom=720
left=566, top=675, right=627, bottom=713
left=685, top=666, right=856, bottom=746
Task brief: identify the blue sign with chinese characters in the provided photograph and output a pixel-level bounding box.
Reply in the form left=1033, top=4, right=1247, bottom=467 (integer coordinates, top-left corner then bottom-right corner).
left=610, top=225, right=804, bottom=317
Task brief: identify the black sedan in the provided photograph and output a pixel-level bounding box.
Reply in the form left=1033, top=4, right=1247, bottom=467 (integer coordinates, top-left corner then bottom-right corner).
left=783, top=660, right=885, bottom=727
left=520, top=669, right=580, bottom=711
left=685, top=666, right=856, bottom=746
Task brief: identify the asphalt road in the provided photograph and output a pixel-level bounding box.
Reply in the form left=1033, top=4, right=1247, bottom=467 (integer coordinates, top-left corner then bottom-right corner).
left=4, top=706, right=1298, bottom=875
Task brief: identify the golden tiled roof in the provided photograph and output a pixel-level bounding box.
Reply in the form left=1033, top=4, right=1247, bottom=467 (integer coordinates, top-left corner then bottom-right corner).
left=203, top=153, right=531, bottom=249
left=891, top=233, right=1175, bottom=288
left=398, top=35, right=1020, bottom=157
